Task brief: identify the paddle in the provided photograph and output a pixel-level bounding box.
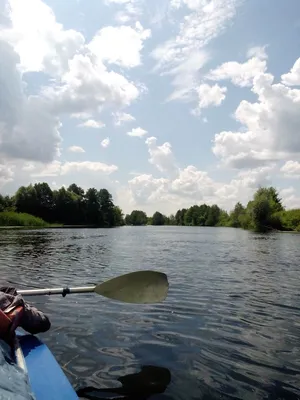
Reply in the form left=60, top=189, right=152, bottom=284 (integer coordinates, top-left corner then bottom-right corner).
left=17, top=271, right=169, bottom=304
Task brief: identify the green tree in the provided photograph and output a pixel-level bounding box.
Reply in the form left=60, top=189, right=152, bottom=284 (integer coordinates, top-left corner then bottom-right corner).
left=255, top=187, right=283, bottom=213
left=175, top=209, right=187, bottom=225
left=14, top=185, right=38, bottom=216
left=218, top=210, right=230, bottom=226
left=184, top=206, right=198, bottom=226
left=125, top=210, right=148, bottom=225
left=53, top=188, right=81, bottom=225
left=247, top=187, right=284, bottom=232
left=113, top=206, right=124, bottom=226
left=0, top=195, right=14, bottom=212
left=85, top=188, right=101, bottom=225
left=98, top=189, right=115, bottom=227
left=34, top=182, right=54, bottom=222
left=229, top=202, right=245, bottom=227
left=168, top=214, right=176, bottom=225
left=152, top=211, right=165, bottom=225
left=68, top=183, right=85, bottom=197
left=251, top=197, right=270, bottom=232
left=205, top=204, right=221, bottom=226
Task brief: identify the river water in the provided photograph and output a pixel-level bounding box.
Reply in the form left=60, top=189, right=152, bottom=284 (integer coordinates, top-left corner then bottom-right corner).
left=0, top=226, right=300, bottom=399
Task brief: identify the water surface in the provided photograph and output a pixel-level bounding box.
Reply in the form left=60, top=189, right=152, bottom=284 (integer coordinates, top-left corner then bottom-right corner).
left=0, top=226, right=299, bottom=399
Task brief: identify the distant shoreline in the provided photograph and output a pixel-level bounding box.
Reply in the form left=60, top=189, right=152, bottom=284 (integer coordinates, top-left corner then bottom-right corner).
left=0, top=224, right=103, bottom=230
left=1, top=225, right=299, bottom=233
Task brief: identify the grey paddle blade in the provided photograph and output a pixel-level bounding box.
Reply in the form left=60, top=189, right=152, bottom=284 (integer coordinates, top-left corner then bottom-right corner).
left=94, top=270, right=169, bottom=304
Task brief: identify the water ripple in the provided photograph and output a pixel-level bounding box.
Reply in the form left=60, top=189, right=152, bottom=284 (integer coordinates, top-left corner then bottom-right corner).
left=0, top=227, right=300, bottom=399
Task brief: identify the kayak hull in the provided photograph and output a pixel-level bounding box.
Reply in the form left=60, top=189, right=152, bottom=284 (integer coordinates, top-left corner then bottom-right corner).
left=16, top=333, right=78, bottom=400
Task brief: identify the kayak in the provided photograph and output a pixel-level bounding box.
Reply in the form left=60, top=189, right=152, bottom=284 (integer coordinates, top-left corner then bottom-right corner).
left=16, top=332, right=78, bottom=400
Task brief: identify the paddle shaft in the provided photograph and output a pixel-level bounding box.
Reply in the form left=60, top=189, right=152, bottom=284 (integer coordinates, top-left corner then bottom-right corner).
left=16, top=270, right=169, bottom=304
left=18, top=286, right=96, bottom=297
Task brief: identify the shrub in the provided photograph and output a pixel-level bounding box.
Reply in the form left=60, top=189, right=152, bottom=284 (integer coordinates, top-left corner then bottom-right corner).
left=0, top=212, right=47, bottom=227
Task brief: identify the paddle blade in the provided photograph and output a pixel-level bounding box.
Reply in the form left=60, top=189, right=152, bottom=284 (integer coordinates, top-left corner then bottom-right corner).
left=95, top=271, right=169, bottom=304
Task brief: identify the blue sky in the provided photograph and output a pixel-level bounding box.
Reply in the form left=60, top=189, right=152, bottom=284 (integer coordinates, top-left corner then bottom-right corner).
left=0, top=0, right=300, bottom=214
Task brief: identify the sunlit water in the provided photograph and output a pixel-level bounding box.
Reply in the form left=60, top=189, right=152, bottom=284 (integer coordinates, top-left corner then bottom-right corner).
left=0, top=226, right=299, bottom=399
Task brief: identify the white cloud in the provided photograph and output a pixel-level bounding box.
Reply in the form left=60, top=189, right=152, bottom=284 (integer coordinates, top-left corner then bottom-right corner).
left=194, top=83, right=227, bottom=113
left=145, top=136, right=177, bottom=175
left=152, top=0, right=241, bottom=101
left=207, top=54, right=267, bottom=87
left=31, top=160, right=118, bottom=177
left=101, top=137, right=110, bottom=148
left=0, top=0, right=142, bottom=166
left=113, top=111, right=136, bottom=126
left=127, top=174, right=170, bottom=204
left=1, top=0, right=84, bottom=75
left=171, top=166, right=216, bottom=199
left=246, top=45, right=268, bottom=60
left=127, top=127, right=147, bottom=137
left=281, top=161, right=300, bottom=178
left=212, top=62, right=300, bottom=168
left=71, top=112, right=93, bottom=120
left=61, top=161, right=117, bottom=175
left=0, top=39, right=61, bottom=163
left=0, top=164, right=14, bottom=188
left=124, top=164, right=278, bottom=214
left=281, top=58, right=300, bottom=87
left=280, top=187, right=300, bottom=209
left=78, top=119, right=105, bottom=129
left=88, top=22, right=151, bottom=68
left=104, top=0, right=143, bottom=23
left=43, top=53, right=140, bottom=115
left=165, top=51, right=210, bottom=102
left=106, top=0, right=132, bottom=3
left=68, top=146, right=85, bottom=153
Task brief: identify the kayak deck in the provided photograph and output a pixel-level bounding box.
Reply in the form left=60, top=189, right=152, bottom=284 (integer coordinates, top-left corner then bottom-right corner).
left=17, top=333, right=78, bottom=400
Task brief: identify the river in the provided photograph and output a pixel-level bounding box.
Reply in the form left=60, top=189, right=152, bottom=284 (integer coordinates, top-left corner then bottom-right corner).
left=0, top=226, right=299, bottom=399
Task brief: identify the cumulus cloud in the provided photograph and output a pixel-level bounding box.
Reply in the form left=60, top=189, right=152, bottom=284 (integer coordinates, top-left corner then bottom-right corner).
left=145, top=136, right=178, bottom=176
left=88, top=22, right=151, bottom=68
left=31, top=160, right=118, bottom=177
left=0, top=0, right=145, bottom=168
left=212, top=60, right=300, bottom=168
left=0, top=39, right=61, bottom=163
left=113, top=112, right=135, bottom=126
left=281, top=161, right=300, bottom=178
left=280, top=187, right=300, bottom=210
left=281, top=58, right=300, bottom=87
left=207, top=53, right=267, bottom=87
left=78, top=119, right=105, bottom=129
left=193, top=83, right=227, bottom=114
left=101, top=137, right=110, bottom=148
left=0, top=163, right=14, bottom=188
left=127, top=127, right=147, bottom=137
left=246, top=45, right=268, bottom=60
left=1, top=0, right=85, bottom=75
left=109, top=0, right=142, bottom=23
left=171, top=166, right=216, bottom=199
left=128, top=174, right=169, bottom=205
left=125, top=164, right=278, bottom=214
left=68, top=146, right=85, bottom=153
left=43, top=53, right=140, bottom=116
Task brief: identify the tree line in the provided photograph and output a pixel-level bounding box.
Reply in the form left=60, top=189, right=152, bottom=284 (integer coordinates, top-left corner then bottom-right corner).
left=0, top=183, right=124, bottom=227
left=0, top=183, right=300, bottom=232
left=125, top=187, right=300, bottom=232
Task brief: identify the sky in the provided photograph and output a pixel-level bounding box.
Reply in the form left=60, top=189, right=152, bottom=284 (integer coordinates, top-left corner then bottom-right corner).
left=0, top=0, right=300, bottom=215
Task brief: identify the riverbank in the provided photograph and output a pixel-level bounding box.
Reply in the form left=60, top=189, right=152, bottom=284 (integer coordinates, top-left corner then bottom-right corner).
left=0, top=225, right=97, bottom=230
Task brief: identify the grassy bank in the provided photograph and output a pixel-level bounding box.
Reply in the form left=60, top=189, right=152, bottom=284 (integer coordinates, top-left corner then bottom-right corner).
left=0, top=211, right=48, bottom=227
left=0, top=212, right=104, bottom=229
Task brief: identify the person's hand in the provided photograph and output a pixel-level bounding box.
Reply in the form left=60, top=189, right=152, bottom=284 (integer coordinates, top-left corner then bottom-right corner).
left=8, top=305, right=24, bottom=337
